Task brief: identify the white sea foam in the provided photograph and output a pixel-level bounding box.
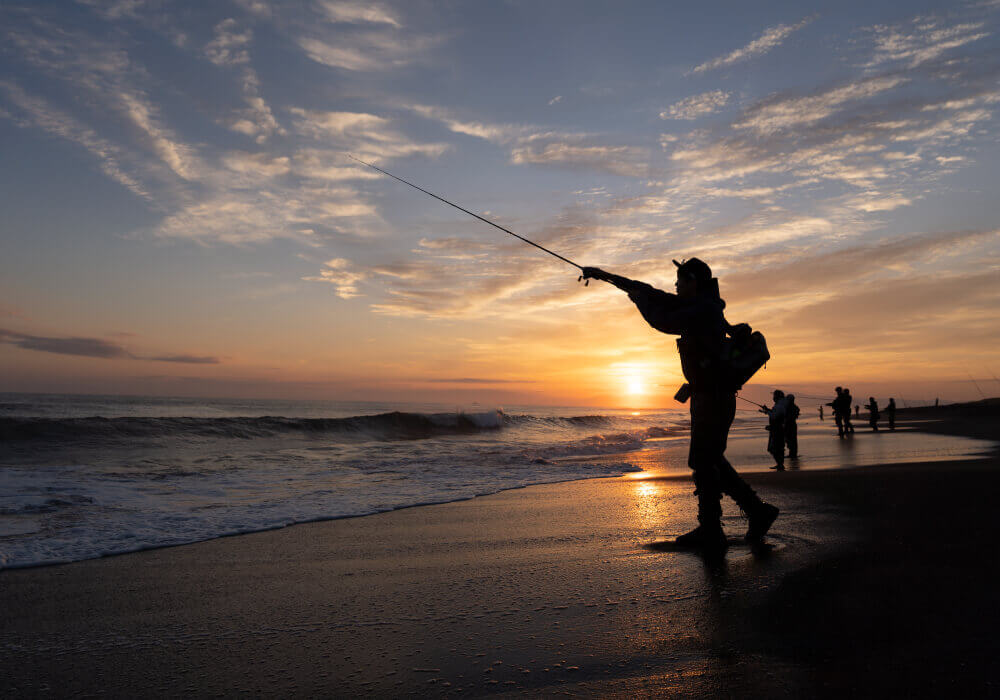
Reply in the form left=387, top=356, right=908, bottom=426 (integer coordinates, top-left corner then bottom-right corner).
left=0, top=456, right=640, bottom=569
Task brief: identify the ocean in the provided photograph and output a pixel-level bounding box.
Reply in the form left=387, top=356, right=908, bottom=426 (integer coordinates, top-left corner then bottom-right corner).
left=0, top=392, right=993, bottom=569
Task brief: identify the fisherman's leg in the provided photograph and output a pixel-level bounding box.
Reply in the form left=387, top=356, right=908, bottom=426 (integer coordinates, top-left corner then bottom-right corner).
left=708, top=392, right=779, bottom=541
left=787, top=426, right=798, bottom=458
left=675, top=392, right=726, bottom=550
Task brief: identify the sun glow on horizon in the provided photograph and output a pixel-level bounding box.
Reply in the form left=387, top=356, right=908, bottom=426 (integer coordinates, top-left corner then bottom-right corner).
left=626, top=374, right=645, bottom=395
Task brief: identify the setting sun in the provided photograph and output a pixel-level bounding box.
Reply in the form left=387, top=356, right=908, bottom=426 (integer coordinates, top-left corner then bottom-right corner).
left=626, top=374, right=645, bottom=395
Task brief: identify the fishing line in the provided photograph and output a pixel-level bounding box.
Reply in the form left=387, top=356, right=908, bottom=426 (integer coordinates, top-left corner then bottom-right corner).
left=346, top=154, right=584, bottom=272
left=736, top=395, right=767, bottom=410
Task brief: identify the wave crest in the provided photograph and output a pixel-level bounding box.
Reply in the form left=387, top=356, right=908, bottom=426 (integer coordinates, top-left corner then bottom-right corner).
left=0, top=410, right=507, bottom=444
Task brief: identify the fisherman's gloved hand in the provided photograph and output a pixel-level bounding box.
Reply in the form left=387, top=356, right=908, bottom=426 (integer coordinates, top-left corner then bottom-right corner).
left=581, top=267, right=608, bottom=281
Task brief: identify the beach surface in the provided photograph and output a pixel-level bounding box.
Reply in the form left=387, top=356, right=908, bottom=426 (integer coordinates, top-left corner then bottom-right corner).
left=2, top=403, right=998, bottom=697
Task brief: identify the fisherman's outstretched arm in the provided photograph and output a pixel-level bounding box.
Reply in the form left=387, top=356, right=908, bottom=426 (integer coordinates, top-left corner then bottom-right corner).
left=582, top=266, right=691, bottom=335
left=581, top=267, right=645, bottom=293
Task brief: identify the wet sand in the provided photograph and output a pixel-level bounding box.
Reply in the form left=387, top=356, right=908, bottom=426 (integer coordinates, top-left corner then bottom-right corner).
left=1, top=402, right=998, bottom=697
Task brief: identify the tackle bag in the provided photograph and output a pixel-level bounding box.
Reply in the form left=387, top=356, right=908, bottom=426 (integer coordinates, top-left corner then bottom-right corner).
left=720, top=322, right=769, bottom=391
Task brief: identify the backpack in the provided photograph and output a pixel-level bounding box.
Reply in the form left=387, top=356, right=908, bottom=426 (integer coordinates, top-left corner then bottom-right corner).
left=720, top=322, right=770, bottom=391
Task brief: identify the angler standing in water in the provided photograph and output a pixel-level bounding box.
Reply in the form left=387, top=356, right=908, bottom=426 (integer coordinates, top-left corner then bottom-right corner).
left=866, top=397, right=880, bottom=432
left=352, top=157, right=779, bottom=551
left=828, top=387, right=845, bottom=437
left=761, top=390, right=787, bottom=470
left=582, top=259, right=779, bottom=551
left=887, top=398, right=897, bottom=431
left=785, top=394, right=800, bottom=459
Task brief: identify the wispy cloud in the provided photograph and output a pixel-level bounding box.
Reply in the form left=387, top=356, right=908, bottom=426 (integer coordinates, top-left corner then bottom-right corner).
left=866, top=19, right=988, bottom=68
left=290, top=108, right=449, bottom=161
left=0, top=80, right=150, bottom=198
left=421, top=377, right=537, bottom=384
left=302, top=258, right=370, bottom=298
left=691, top=17, right=812, bottom=74
left=0, top=328, right=130, bottom=359
left=318, top=0, right=401, bottom=28
left=145, top=354, right=221, bottom=364
left=734, top=76, right=907, bottom=133
left=0, top=328, right=220, bottom=363
left=296, top=2, right=440, bottom=72
left=510, top=133, right=648, bottom=176
left=205, top=18, right=283, bottom=142
left=660, top=90, right=730, bottom=120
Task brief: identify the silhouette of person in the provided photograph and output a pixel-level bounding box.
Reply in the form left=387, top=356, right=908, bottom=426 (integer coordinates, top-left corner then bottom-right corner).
left=866, top=397, right=880, bottom=431
left=842, top=389, right=855, bottom=434
left=887, top=398, right=896, bottom=431
left=935, top=397, right=939, bottom=408
left=827, top=386, right=850, bottom=437
left=855, top=404, right=860, bottom=418
left=819, top=405, right=824, bottom=421
left=785, top=394, right=800, bottom=459
left=761, top=390, right=787, bottom=470
left=583, top=258, right=779, bottom=551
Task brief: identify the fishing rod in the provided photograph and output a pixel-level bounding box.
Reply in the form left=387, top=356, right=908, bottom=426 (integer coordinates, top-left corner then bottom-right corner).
left=346, top=154, right=587, bottom=279
left=736, top=395, right=768, bottom=410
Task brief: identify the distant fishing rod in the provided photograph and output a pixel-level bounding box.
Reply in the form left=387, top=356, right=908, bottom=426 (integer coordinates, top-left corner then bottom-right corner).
left=346, top=154, right=586, bottom=276
left=736, top=395, right=768, bottom=410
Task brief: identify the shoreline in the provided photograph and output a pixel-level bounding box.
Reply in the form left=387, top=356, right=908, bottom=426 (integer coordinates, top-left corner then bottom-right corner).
left=2, top=405, right=998, bottom=696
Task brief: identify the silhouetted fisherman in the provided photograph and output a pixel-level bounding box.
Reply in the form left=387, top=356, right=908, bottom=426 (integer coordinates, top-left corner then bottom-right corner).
left=828, top=387, right=846, bottom=437
left=842, top=389, right=856, bottom=434
left=785, top=394, right=800, bottom=458
left=819, top=405, right=824, bottom=421
left=866, top=397, right=880, bottom=432
left=887, top=398, right=896, bottom=430
left=582, top=258, right=778, bottom=552
left=855, top=404, right=860, bottom=418
left=761, top=390, right=787, bottom=470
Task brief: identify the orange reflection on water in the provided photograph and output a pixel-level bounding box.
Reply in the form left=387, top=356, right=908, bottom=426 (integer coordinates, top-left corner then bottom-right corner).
left=632, top=477, right=666, bottom=530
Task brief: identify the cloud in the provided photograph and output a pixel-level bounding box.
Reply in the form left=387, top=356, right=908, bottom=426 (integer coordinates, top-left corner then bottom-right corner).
left=421, top=377, right=537, bottom=384
left=510, top=133, right=647, bottom=176
left=660, top=90, right=730, bottom=120
left=296, top=5, right=440, bottom=72
left=205, top=18, right=252, bottom=66
left=0, top=328, right=221, bottom=363
left=297, top=38, right=382, bottom=71
left=303, top=258, right=369, bottom=298
left=75, top=0, right=150, bottom=20
left=409, top=104, right=648, bottom=177
left=203, top=19, right=283, bottom=142
left=722, top=228, right=1000, bottom=307
left=0, top=81, right=149, bottom=198
left=318, top=1, right=401, bottom=27
left=145, top=354, right=221, bottom=364
left=866, top=19, right=989, bottom=68
left=408, top=104, right=527, bottom=143
left=0, top=328, right=130, bottom=358
left=734, top=76, right=908, bottom=133
left=117, top=91, right=201, bottom=180
left=292, top=149, right=382, bottom=181
left=290, top=108, right=448, bottom=161
left=777, top=270, right=1000, bottom=345
left=691, top=17, right=812, bottom=74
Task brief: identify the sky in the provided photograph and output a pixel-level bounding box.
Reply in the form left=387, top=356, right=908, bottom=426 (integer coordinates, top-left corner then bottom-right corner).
left=1, top=0, right=999, bottom=408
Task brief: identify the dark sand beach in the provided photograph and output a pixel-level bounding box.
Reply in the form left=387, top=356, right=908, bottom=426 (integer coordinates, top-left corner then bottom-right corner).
left=2, top=401, right=998, bottom=698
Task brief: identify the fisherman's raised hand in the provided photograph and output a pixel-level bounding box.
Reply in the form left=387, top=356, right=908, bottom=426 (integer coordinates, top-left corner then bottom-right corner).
left=581, top=266, right=608, bottom=281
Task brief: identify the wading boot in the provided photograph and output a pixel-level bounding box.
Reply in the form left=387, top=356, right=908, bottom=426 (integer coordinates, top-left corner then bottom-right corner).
left=674, top=524, right=728, bottom=552
left=745, top=502, right=779, bottom=543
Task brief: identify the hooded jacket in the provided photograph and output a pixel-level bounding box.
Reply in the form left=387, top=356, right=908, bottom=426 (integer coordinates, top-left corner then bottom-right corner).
left=622, top=279, right=728, bottom=390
